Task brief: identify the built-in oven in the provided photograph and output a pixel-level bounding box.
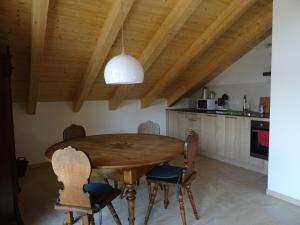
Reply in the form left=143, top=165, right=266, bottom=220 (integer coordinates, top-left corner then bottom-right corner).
left=250, top=120, right=269, bottom=160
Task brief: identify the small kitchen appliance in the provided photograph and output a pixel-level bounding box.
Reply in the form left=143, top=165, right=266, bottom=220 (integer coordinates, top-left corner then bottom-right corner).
left=197, top=99, right=217, bottom=110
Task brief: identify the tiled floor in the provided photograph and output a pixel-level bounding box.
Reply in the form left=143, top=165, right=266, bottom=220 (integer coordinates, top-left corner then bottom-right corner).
left=19, top=156, right=300, bottom=225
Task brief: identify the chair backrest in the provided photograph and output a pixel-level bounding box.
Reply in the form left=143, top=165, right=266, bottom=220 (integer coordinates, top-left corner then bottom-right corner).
left=63, top=124, right=86, bottom=141
left=138, top=120, right=160, bottom=135
left=52, top=146, right=91, bottom=208
left=182, top=130, right=198, bottom=183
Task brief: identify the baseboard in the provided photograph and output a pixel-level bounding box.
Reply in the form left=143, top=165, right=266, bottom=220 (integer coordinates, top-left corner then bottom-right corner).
left=266, top=189, right=300, bottom=206
left=28, top=162, right=50, bottom=169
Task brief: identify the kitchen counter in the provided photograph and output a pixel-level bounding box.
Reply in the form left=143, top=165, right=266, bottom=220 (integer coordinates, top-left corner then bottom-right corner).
left=166, top=109, right=269, bottom=174
left=166, top=108, right=270, bottom=119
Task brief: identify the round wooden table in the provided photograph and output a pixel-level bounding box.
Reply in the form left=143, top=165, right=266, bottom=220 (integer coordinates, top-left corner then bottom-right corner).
left=45, top=133, right=184, bottom=225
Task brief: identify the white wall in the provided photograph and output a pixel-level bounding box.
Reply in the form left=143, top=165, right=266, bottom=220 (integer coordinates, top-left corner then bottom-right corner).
left=267, top=0, right=300, bottom=204
left=187, top=36, right=271, bottom=111
left=13, top=100, right=167, bottom=164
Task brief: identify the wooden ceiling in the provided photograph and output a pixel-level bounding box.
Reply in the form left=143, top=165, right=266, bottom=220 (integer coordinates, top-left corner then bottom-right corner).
left=0, top=0, right=272, bottom=114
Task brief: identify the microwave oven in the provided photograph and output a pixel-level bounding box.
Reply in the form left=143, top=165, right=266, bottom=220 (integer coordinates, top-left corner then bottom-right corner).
left=197, top=99, right=217, bottom=110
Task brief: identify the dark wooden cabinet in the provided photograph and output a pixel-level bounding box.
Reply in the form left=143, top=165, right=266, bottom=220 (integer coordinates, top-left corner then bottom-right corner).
left=0, top=47, right=23, bottom=224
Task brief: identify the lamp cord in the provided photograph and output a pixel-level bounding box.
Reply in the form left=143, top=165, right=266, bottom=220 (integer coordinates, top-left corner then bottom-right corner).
left=121, top=0, right=125, bottom=54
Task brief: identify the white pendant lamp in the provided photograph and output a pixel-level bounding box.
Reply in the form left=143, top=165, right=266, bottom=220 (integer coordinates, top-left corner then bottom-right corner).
left=104, top=1, right=144, bottom=85
left=104, top=51, right=144, bottom=84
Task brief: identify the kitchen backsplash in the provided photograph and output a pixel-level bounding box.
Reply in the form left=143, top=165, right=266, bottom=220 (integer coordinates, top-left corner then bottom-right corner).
left=191, top=82, right=271, bottom=111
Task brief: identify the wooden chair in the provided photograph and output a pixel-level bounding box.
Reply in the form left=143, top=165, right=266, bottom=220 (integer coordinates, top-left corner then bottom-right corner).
left=136, top=120, right=161, bottom=187
left=144, top=131, right=199, bottom=225
left=63, top=124, right=115, bottom=189
left=138, top=120, right=160, bottom=135
left=52, top=146, right=122, bottom=225
left=63, top=124, right=86, bottom=141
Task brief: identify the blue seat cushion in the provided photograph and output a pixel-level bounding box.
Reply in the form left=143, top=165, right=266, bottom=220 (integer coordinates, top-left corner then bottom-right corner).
left=83, top=183, right=113, bottom=209
left=146, top=165, right=184, bottom=183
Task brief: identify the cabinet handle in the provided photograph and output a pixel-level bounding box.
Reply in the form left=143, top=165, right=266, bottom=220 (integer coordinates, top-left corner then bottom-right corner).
left=225, top=116, right=237, bottom=119
left=188, top=118, right=197, bottom=121
left=207, top=115, right=217, bottom=117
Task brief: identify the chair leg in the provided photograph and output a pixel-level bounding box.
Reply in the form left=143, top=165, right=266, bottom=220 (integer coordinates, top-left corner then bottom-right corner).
left=186, top=185, right=199, bottom=220
left=114, top=180, right=119, bottom=189
left=120, top=184, right=126, bottom=199
left=163, top=184, right=169, bottom=209
left=136, top=178, right=140, bottom=186
left=107, top=202, right=122, bottom=225
left=63, top=211, right=74, bottom=225
left=82, top=214, right=90, bottom=225
left=104, top=178, right=110, bottom=185
left=147, top=181, right=151, bottom=200
left=178, top=187, right=187, bottom=225
left=90, top=214, right=95, bottom=225
left=144, top=183, right=159, bottom=225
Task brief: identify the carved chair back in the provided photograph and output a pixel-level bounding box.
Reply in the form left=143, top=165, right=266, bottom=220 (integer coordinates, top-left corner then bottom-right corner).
left=52, top=146, right=91, bottom=208
left=63, top=124, right=86, bottom=141
left=138, top=120, right=160, bottom=135
left=182, top=130, right=198, bottom=183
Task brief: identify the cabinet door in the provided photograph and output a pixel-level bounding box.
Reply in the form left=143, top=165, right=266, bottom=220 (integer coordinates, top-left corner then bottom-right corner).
left=185, top=113, right=201, bottom=136
left=177, top=112, right=187, bottom=140
left=166, top=111, right=185, bottom=139
left=166, top=111, right=178, bottom=138
left=224, top=116, right=250, bottom=163
left=200, top=114, right=224, bottom=156
left=185, top=113, right=202, bottom=153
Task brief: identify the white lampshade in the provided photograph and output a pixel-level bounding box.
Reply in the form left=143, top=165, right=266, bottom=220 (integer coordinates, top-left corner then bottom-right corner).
left=104, top=53, right=144, bottom=84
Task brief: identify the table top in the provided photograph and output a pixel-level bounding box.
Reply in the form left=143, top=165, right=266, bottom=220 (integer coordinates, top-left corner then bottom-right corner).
left=45, top=133, right=184, bottom=169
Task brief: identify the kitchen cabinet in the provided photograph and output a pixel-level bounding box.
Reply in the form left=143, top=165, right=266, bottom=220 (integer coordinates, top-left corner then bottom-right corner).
left=185, top=113, right=201, bottom=139
left=185, top=113, right=202, bottom=148
left=177, top=112, right=188, bottom=140
left=166, top=110, right=268, bottom=174
left=224, top=116, right=250, bottom=163
left=166, top=110, right=178, bottom=138
left=167, top=111, right=201, bottom=141
left=200, top=114, right=224, bottom=157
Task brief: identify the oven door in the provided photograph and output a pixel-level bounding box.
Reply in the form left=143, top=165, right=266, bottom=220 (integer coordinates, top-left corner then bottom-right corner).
left=250, top=120, right=269, bottom=160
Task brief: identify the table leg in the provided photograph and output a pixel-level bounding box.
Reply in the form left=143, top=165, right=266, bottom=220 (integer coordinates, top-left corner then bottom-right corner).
left=126, top=183, right=136, bottom=225
left=123, top=169, right=138, bottom=225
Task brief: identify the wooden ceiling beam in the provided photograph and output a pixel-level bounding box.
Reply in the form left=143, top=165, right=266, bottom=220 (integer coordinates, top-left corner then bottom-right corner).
left=141, top=0, right=257, bottom=108
left=167, top=12, right=272, bottom=106
left=109, top=0, right=203, bottom=110
left=27, top=0, right=49, bottom=114
left=72, top=0, right=135, bottom=112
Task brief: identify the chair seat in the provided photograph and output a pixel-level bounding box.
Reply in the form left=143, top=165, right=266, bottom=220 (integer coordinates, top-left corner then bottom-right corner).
left=84, top=183, right=116, bottom=209
left=146, top=165, right=183, bottom=183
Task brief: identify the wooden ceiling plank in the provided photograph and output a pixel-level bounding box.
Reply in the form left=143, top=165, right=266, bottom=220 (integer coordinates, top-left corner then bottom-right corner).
left=109, top=0, right=203, bottom=110
left=167, top=12, right=272, bottom=106
left=141, top=0, right=257, bottom=108
left=72, top=0, right=135, bottom=112
left=27, top=0, right=50, bottom=114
